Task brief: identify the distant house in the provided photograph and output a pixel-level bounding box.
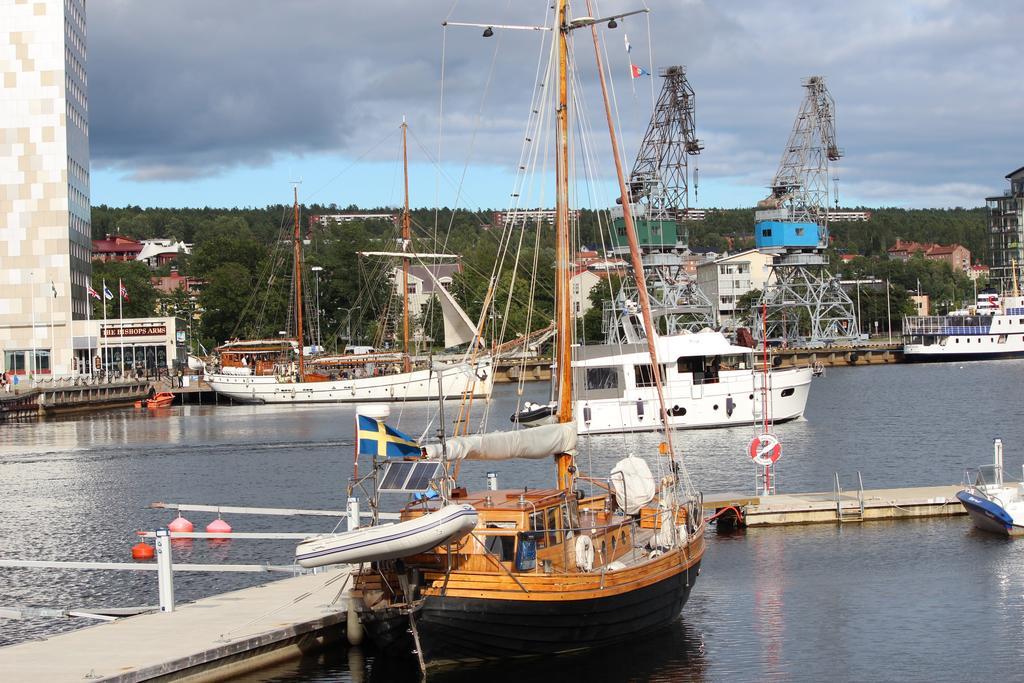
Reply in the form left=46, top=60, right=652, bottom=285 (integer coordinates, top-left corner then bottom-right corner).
left=92, top=234, right=143, bottom=262
left=137, top=239, right=191, bottom=268
left=968, top=264, right=990, bottom=282
left=696, top=248, right=774, bottom=328
left=151, top=268, right=204, bottom=295
left=887, top=239, right=971, bottom=273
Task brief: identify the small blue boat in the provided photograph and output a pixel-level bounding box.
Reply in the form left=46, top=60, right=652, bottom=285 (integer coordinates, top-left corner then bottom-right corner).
left=957, top=439, right=1024, bottom=537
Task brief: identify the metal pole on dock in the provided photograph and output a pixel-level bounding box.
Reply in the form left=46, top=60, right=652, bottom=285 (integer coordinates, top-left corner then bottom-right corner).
left=155, top=529, right=175, bottom=612
left=994, top=438, right=1003, bottom=487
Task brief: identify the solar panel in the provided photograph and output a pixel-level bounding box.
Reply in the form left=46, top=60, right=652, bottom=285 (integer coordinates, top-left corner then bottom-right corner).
left=379, top=461, right=442, bottom=492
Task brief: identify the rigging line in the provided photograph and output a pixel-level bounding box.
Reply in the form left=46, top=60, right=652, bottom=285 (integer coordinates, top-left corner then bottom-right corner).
left=433, top=0, right=513, bottom=263
left=586, top=0, right=688, bottom=489
left=301, top=128, right=401, bottom=205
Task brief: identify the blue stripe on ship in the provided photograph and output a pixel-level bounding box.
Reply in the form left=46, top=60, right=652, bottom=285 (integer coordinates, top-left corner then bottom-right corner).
left=296, top=507, right=478, bottom=562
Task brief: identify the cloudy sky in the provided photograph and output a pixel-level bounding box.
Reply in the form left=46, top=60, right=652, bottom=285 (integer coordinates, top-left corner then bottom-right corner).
left=86, top=1, right=1023, bottom=211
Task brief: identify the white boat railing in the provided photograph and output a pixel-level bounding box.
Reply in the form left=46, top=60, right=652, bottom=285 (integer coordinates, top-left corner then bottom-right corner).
left=903, top=315, right=994, bottom=335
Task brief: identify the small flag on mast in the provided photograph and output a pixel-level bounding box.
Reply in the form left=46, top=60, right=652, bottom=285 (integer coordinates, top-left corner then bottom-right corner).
left=630, top=64, right=650, bottom=79
left=51, top=281, right=57, bottom=298
left=624, top=33, right=632, bottom=53
left=119, top=282, right=129, bottom=302
left=102, top=284, right=114, bottom=300
left=87, top=282, right=101, bottom=300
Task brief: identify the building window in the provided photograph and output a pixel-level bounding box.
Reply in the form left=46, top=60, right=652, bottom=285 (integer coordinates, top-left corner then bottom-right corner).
left=4, top=350, right=50, bottom=375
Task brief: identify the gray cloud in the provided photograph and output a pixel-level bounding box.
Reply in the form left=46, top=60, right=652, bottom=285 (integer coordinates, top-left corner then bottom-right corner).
left=86, top=0, right=1024, bottom=206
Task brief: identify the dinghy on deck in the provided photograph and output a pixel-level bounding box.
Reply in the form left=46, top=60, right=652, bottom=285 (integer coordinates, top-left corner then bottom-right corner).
left=295, top=503, right=478, bottom=568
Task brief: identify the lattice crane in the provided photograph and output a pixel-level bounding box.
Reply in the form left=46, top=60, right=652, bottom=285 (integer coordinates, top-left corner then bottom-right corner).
left=754, top=76, right=858, bottom=345
left=606, top=66, right=714, bottom=342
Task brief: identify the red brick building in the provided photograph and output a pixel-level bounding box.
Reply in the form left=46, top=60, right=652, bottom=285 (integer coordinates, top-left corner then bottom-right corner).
left=887, top=239, right=971, bottom=273
left=92, top=234, right=143, bottom=262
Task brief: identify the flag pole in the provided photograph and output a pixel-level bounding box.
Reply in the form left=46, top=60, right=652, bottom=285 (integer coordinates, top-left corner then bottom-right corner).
left=118, top=278, right=125, bottom=376
left=102, top=279, right=108, bottom=376
left=30, top=271, right=37, bottom=384
left=49, top=280, right=55, bottom=377
left=86, top=282, right=92, bottom=376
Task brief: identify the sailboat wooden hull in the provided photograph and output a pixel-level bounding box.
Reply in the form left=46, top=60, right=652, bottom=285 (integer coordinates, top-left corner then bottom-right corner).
left=205, top=360, right=492, bottom=404
left=361, top=541, right=703, bottom=668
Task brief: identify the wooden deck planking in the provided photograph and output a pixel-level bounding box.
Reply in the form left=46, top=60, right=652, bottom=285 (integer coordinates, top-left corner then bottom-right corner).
left=0, top=566, right=352, bottom=682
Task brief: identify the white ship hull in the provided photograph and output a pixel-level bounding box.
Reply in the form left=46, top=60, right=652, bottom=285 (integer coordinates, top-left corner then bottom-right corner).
left=206, top=360, right=492, bottom=404
left=515, top=331, right=815, bottom=434
left=576, top=366, right=812, bottom=434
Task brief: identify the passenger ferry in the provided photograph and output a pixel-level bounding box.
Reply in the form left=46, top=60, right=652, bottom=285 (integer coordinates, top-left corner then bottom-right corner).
left=902, top=291, right=1024, bottom=362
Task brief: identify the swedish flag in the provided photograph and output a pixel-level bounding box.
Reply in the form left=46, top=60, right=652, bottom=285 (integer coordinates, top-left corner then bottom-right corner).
left=357, top=414, right=421, bottom=458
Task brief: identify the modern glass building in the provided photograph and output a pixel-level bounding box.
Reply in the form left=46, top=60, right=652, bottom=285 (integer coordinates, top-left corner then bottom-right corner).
left=987, top=166, right=1024, bottom=295
left=0, top=0, right=92, bottom=375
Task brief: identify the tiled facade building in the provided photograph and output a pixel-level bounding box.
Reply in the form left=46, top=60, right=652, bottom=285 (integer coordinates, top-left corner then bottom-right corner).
left=1, top=0, right=92, bottom=375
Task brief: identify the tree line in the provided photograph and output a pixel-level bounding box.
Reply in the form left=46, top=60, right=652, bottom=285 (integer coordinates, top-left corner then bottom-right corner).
left=89, top=204, right=990, bottom=349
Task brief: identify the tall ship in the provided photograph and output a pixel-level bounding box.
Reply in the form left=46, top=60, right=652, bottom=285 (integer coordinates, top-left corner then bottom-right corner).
left=294, top=3, right=706, bottom=671
left=205, top=124, right=492, bottom=405
left=902, top=289, right=1024, bottom=362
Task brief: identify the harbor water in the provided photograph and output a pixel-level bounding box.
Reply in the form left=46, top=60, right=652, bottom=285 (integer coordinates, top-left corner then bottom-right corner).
left=2, top=361, right=1024, bottom=681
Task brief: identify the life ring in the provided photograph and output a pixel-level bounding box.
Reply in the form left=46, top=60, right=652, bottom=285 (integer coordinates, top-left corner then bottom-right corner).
left=748, top=433, right=782, bottom=466
left=574, top=535, right=594, bottom=572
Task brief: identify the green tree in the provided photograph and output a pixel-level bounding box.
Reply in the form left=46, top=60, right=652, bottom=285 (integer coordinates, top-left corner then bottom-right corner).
left=199, top=263, right=254, bottom=345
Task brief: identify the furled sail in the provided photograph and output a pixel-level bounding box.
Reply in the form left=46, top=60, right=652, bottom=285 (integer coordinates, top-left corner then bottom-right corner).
left=423, top=423, right=577, bottom=462
left=421, top=267, right=479, bottom=349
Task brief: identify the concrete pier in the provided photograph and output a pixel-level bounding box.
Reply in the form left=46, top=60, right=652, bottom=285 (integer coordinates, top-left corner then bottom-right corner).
left=704, top=484, right=965, bottom=527
left=0, top=566, right=352, bottom=682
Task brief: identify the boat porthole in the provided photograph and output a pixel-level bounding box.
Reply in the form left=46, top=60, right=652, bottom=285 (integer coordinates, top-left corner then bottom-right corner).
left=621, top=531, right=627, bottom=545
left=601, top=540, right=607, bottom=556
left=713, top=404, right=719, bottom=410
left=611, top=536, right=617, bottom=550
left=749, top=394, right=754, bottom=400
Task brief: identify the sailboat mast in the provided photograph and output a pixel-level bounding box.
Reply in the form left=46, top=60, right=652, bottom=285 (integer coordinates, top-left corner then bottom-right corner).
left=401, top=120, right=412, bottom=373
left=554, top=0, right=572, bottom=422
left=554, top=0, right=574, bottom=490
left=293, top=185, right=305, bottom=380
left=584, top=2, right=677, bottom=461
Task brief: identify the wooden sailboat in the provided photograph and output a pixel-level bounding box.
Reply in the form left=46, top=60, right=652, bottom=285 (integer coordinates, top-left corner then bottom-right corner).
left=338, top=3, right=706, bottom=670
left=205, top=132, right=493, bottom=404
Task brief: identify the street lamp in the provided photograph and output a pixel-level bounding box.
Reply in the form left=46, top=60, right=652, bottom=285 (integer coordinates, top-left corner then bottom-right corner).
left=310, top=266, right=323, bottom=350
left=339, top=306, right=361, bottom=348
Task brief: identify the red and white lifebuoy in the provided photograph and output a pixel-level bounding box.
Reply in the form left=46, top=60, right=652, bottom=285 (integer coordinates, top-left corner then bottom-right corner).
left=748, top=433, right=782, bottom=466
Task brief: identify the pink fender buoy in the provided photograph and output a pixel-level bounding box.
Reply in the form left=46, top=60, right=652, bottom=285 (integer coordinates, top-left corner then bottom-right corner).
left=168, top=514, right=194, bottom=533
left=131, top=541, right=154, bottom=561
left=206, top=518, right=232, bottom=534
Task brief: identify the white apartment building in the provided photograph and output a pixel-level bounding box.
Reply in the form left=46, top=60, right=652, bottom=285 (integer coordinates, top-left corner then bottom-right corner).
left=1, top=0, right=93, bottom=376
left=696, top=249, right=774, bottom=328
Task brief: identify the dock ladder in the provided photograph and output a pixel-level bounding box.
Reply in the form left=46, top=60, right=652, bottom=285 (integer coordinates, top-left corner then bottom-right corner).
left=833, top=472, right=865, bottom=523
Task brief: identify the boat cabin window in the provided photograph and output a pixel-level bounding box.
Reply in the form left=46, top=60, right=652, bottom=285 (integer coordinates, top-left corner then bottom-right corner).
left=530, top=511, right=548, bottom=549
left=633, top=364, right=668, bottom=388
left=484, top=530, right=516, bottom=562
left=546, top=507, right=561, bottom=546
left=562, top=501, right=579, bottom=536
left=585, top=367, right=618, bottom=391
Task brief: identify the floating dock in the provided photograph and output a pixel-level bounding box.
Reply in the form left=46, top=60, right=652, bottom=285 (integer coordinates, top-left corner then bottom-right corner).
left=704, top=484, right=965, bottom=526
left=0, top=566, right=353, bottom=682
